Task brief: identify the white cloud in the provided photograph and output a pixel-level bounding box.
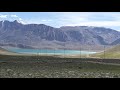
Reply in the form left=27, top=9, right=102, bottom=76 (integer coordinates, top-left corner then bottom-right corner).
left=10, top=15, right=18, bottom=18
left=56, top=12, right=91, bottom=22
left=19, top=18, right=22, bottom=21
left=41, top=20, right=47, bottom=22
left=17, top=18, right=27, bottom=24
left=65, top=21, right=120, bottom=27
left=1, top=12, right=120, bottom=30
left=0, top=15, right=7, bottom=18
left=0, top=14, right=26, bottom=24
left=49, top=12, right=120, bottom=29
left=0, top=14, right=24, bottom=24
left=48, top=20, right=52, bottom=21
left=41, top=19, right=52, bottom=22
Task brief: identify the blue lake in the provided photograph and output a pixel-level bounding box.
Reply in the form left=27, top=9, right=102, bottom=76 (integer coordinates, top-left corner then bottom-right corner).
left=6, top=48, right=97, bottom=55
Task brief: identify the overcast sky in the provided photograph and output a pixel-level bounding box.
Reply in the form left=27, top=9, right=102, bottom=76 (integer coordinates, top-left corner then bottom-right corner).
left=0, top=12, right=120, bottom=31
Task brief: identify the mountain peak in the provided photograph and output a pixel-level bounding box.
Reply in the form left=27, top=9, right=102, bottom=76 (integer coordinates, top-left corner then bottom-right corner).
left=0, top=20, right=23, bottom=24
left=0, top=20, right=19, bottom=23
left=13, top=20, right=22, bottom=24
left=14, top=20, right=18, bottom=23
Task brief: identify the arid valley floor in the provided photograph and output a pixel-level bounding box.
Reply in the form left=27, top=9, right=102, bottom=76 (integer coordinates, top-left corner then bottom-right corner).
left=0, top=54, right=120, bottom=78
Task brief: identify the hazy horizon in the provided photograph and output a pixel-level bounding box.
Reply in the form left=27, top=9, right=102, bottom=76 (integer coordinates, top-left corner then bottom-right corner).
left=0, top=12, right=120, bottom=31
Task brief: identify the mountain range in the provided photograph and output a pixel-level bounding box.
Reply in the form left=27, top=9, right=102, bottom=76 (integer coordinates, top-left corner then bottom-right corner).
left=0, top=20, right=120, bottom=50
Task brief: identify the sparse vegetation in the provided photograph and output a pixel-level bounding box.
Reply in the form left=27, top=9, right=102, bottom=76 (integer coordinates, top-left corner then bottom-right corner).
left=0, top=55, right=120, bottom=78
left=92, top=45, right=120, bottom=59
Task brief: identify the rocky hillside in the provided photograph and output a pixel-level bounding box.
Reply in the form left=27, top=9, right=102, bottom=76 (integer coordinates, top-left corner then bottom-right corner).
left=60, top=26, right=120, bottom=45
left=92, top=45, right=120, bottom=59
left=0, top=20, right=120, bottom=49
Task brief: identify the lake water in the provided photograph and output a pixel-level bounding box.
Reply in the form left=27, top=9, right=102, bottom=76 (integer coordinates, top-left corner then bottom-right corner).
left=6, top=48, right=97, bottom=55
